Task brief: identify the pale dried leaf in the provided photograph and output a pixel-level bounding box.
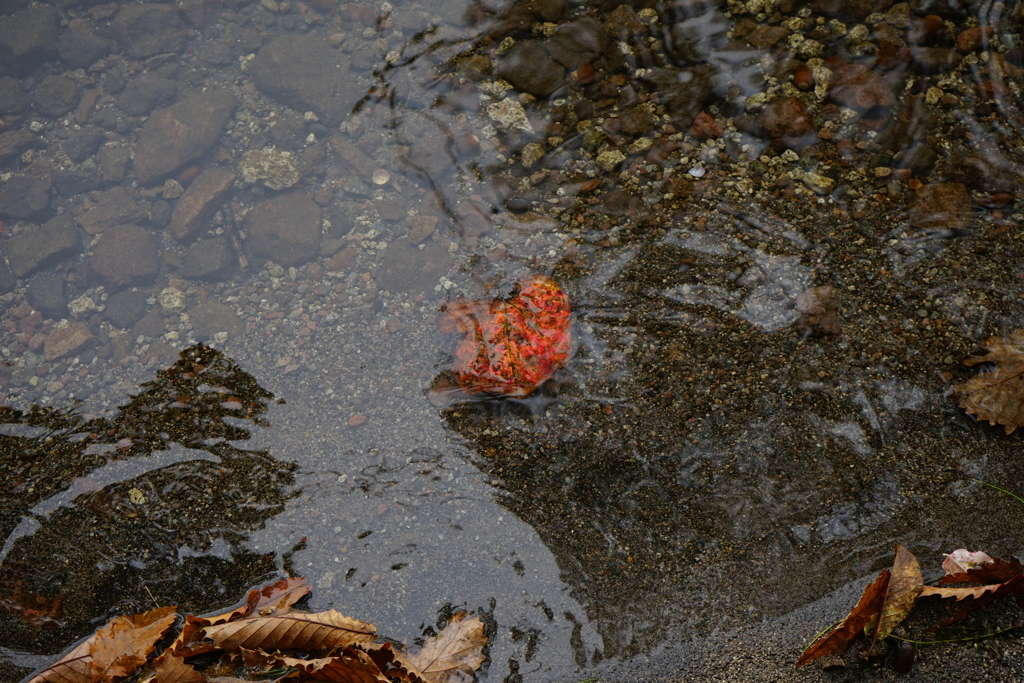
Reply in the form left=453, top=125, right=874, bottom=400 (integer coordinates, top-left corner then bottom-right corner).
left=26, top=639, right=93, bottom=683
left=149, top=651, right=205, bottom=683
left=201, top=609, right=376, bottom=652
left=942, top=549, right=993, bottom=575
left=406, top=613, right=487, bottom=683
left=954, top=331, right=1024, bottom=434
left=923, top=574, right=1024, bottom=602
left=796, top=569, right=890, bottom=667
left=89, top=606, right=178, bottom=682
left=871, top=544, right=923, bottom=650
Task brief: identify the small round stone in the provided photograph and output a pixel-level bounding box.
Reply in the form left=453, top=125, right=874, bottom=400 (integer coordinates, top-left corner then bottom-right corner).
left=372, top=169, right=391, bottom=185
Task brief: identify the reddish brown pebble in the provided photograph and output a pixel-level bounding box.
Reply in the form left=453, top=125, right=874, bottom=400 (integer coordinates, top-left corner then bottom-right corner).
left=793, top=64, right=814, bottom=90
left=454, top=134, right=480, bottom=159
left=689, top=111, right=723, bottom=140
left=572, top=62, right=595, bottom=84
left=348, top=414, right=367, bottom=427
left=176, top=164, right=203, bottom=187
left=956, top=26, right=993, bottom=53
left=1005, top=47, right=1024, bottom=66
left=823, top=54, right=846, bottom=70
left=909, top=14, right=944, bottom=45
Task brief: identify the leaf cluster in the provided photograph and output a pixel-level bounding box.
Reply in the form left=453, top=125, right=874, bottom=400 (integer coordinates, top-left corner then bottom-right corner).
left=798, top=544, right=1024, bottom=667
left=26, top=577, right=487, bottom=683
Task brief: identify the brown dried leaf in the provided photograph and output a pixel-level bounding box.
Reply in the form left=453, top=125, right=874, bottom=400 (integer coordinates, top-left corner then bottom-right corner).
left=796, top=569, right=890, bottom=667
left=170, top=577, right=310, bottom=656
left=149, top=651, right=205, bottom=683
left=363, top=643, right=429, bottom=683
left=921, top=575, right=1024, bottom=602
left=26, top=638, right=92, bottom=683
left=201, top=609, right=376, bottom=652
left=871, top=544, right=923, bottom=650
left=89, top=606, right=178, bottom=682
left=244, top=648, right=390, bottom=683
left=938, top=556, right=1023, bottom=585
left=953, top=331, right=1024, bottom=434
left=406, top=612, right=487, bottom=683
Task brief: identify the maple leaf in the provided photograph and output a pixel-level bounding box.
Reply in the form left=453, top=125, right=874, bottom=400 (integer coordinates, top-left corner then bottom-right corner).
left=406, top=612, right=487, bottom=683
left=201, top=609, right=377, bottom=652
left=953, top=331, right=1024, bottom=433
left=796, top=569, right=890, bottom=666
left=870, top=544, right=924, bottom=651
left=438, top=275, right=571, bottom=398
left=89, top=606, right=178, bottom=682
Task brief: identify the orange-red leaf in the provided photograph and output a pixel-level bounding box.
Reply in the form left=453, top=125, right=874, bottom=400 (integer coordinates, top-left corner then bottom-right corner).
left=921, top=575, right=1024, bottom=602
left=938, top=556, right=1023, bottom=585
left=871, top=544, right=923, bottom=651
left=796, top=569, right=890, bottom=667
left=149, top=651, right=205, bottom=683
left=201, top=609, right=376, bottom=652
left=406, top=612, right=487, bottom=683
left=89, top=606, right=178, bottom=682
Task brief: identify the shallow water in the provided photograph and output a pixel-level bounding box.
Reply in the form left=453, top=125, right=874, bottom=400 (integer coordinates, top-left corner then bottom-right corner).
left=2, top=0, right=1024, bottom=679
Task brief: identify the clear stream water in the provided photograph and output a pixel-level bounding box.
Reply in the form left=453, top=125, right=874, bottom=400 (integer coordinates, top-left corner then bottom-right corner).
left=2, top=0, right=1024, bottom=680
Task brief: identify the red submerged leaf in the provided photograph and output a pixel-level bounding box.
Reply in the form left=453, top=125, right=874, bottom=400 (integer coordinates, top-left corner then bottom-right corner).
left=796, top=569, right=890, bottom=667
left=938, top=556, right=1023, bottom=585
left=439, top=275, right=571, bottom=397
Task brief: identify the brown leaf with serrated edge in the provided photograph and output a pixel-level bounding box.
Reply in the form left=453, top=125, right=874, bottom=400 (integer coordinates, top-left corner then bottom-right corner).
left=938, top=556, right=1023, bottom=585
left=201, top=609, right=376, bottom=652
left=25, top=637, right=92, bottom=683
left=953, top=330, right=1024, bottom=434
left=796, top=569, right=890, bottom=667
left=170, top=577, right=310, bottom=656
left=406, top=612, right=487, bottom=683
left=922, top=574, right=1024, bottom=602
left=240, top=647, right=389, bottom=683
left=89, top=606, right=178, bottom=682
left=150, top=650, right=205, bottom=683
left=363, top=643, right=429, bottom=683
left=870, top=544, right=923, bottom=652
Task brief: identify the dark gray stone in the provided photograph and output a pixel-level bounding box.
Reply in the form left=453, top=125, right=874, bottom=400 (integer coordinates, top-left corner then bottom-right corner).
left=189, top=301, right=244, bottom=340
left=545, top=18, right=608, bottom=70
left=0, top=5, right=59, bottom=75
left=58, top=18, right=113, bottom=69
left=0, top=128, right=36, bottom=162
left=0, top=258, right=14, bottom=295
left=132, top=307, right=165, bottom=338
left=109, top=4, right=187, bottom=59
left=497, top=41, right=565, bottom=98
left=77, top=186, right=147, bottom=235
left=0, top=76, right=30, bottom=114
left=0, top=175, right=50, bottom=220
left=64, top=125, right=106, bottom=162
left=133, top=89, right=237, bottom=185
left=168, top=167, right=236, bottom=241
left=88, top=224, right=160, bottom=288
left=150, top=199, right=173, bottom=229
left=640, top=66, right=715, bottom=131
left=117, top=71, right=177, bottom=116
left=97, top=146, right=130, bottom=182
left=7, top=214, right=81, bottom=278
left=180, top=237, right=234, bottom=281
left=53, top=169, right=102, bottom=196
left=250, top=35, right=363, bottom=127
left=32, top=75, right=81, bottom=118
left=26, top=272, right=66, bottom=319
left=104, top=288, right=148, bottom=328
left=244, top=191, right=321, bottom=266
left=377, top=239, right=453, bottom=295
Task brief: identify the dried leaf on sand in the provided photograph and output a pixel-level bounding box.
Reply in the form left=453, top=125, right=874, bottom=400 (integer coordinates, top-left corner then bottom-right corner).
left=870, top=544, right=924, bottom=651
left=149, top=650, right=205, bottom=683
left=242, top=647, right=389, bottom=683
left=796, top=569, right=890, bottom=666
left=201, top=609, right=377, bottom=652
left=406, top=612, right=487, bottom=683
left=921, top=575, right=1024, bottom=602
left=953, top=331, right=1024, bottom=433
left=89, top=606, right=178, bottom=682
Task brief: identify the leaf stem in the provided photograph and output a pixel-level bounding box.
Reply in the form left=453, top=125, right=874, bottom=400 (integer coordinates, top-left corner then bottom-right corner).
left=970, top=479, right=1024, bottom=506
left=890, top=625, right=1021, bottom=645
left=804, top=619, right=843, bottom=647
